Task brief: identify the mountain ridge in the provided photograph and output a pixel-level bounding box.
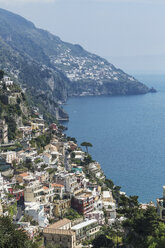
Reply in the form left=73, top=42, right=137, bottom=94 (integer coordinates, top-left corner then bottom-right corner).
left=0, top=8, right=155, bottom=119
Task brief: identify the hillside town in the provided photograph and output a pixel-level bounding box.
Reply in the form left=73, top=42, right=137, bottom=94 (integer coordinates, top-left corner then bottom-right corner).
left=0, top=74, right=119, bottom=247
left=0, top=73, right=164, bottom=248
left=51, top=50, right=136, bottom=86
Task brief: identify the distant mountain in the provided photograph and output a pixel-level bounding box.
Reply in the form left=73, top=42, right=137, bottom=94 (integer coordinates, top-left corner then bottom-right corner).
left=0, top=8, right=154, bottom=118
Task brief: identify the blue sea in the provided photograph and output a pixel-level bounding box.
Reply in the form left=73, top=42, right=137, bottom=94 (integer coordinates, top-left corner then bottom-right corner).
left=63, top=75, right=165, bottom=203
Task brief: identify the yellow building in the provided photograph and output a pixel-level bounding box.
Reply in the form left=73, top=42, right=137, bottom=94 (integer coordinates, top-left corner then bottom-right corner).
left=43, top=219, right=76, bottom=248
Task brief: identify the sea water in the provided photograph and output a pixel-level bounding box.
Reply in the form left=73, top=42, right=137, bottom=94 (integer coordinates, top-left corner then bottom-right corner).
left=63, top=75, right=165, bottom=203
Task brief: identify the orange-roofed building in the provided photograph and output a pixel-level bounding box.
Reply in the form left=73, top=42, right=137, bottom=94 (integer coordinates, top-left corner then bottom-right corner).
left=16, top=172, right=29, bottom=183
left=43, top=186, right=49, bottom=190
left=52, top=183, right=65, bottom=199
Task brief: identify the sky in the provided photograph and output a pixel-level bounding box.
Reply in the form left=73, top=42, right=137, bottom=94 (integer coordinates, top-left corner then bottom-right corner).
left=0, top=0, right=165, bottom=74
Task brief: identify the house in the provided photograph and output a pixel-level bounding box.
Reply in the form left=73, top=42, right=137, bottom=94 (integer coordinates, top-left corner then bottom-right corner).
left=24, top=182, right=55, bottom=204
left=43, top=153, right=52, bottom=165
left=54, top=172, right=79, bottom=194
left=86, top=210, right=105, bottom=225
left=24, top=181, right=44, bottom=203
left=68, top=141, right=77, bottom=151
left=102, top=191, right=114, bottom=202
left=8, top=188, right=24, bottom=201
left=71, top=219, right=100, bottom=244
left=45, top=144, right=58, bottom=153
left=35, top=171, right=49, bottom=183
left=52, top=183, right=65, bottom=199
left=25, top=202, right=49, bottom=227
left=43, top=219, right=76, bottom=248
left=18, top=126, right=32, bottom=140
left=44, top=144, right=60, bottom=164
left=19, top=149, right=37, bottom=162
left=1, top=151, right=17, bottom=164
left=71, top=191, right=94, bottom=216
left=65, top=173, right=79, bottom=193
left=16, top=172, right=30, bottom=183
left=49, top=123, right=58, bottom=131
left=102, top=193, right=116, bottom=220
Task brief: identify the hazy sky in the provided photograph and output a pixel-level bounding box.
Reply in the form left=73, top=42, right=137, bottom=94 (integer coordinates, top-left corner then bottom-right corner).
left=0, top=0, right=165, bottom=74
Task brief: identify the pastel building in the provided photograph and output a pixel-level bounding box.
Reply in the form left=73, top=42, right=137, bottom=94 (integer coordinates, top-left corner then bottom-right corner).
left=71, top=219, right=100, bottom=245
left=43, top=219, right=76, bottom=248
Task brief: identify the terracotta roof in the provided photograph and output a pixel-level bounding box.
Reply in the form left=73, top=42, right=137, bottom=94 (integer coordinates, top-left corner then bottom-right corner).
left=43, top=228, right=75, bottom=236
left=43, top=186, right=48, bottom=190
left=19, top=172, right=29, bottom=177
left=46, top=218, right=71, bottom=229
left=52, top=183, right=64, bottom=188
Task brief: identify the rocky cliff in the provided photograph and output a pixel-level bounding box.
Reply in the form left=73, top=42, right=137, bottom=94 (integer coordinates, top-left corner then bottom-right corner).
left=0, top=8, right=155, bottom=119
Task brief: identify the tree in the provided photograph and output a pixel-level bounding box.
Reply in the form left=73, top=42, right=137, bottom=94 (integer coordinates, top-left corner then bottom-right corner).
left=83, top=154, right=93, bottom=165
left=81, top=141, right=93, bottom=154
left=105, top=178, right=114, bottom=190
left=92, top=234, right=115, bottom=248
left=123, top=206, right=160, bottom=248
left=0, top=216, right=38, bottom=248
left=0, top=70, right=4, bottom=80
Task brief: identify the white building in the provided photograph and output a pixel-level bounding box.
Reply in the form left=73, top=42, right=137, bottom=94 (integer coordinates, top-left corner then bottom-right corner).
left=25, top=202, right=49, bottom=227
left=71, top=219, right=100, bottom=244
left=1, top=151, right=16, bottom=164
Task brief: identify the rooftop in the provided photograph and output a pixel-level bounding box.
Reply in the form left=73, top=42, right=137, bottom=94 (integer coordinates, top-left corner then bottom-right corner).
left=47, top=218, right=71, bottom=229
left=43, top=228, right=75, bottom=236
left=52, top=183, right=64, bottom=188
left=75, top=192, right=92, bottom=200
left=71, top=219, right=97, bottom=230
left=18, top=172, right=29, bottom=178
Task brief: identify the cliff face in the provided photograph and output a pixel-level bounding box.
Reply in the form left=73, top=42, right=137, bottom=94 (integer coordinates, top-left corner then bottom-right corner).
left=0, top=80, right=30, bottom=141
left=0, top=8, right=154, bottom=118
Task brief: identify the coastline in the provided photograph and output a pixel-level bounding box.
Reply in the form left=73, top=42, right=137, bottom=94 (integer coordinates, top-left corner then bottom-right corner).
left=61, top=80, right=163, bottom=203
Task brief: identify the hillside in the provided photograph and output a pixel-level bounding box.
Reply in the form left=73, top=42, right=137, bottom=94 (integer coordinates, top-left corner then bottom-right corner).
left=0, top=8, right=155, bottom=118
left=0, top=72, right=30, bottom=141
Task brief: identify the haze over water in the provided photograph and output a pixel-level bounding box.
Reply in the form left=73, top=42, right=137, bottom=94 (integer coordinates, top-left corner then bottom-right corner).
left=63, top=75, right=165, bottom=203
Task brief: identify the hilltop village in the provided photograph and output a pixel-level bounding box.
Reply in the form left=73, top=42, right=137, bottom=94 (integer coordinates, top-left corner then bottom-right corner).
left=0, top=72, right=165, bottom=248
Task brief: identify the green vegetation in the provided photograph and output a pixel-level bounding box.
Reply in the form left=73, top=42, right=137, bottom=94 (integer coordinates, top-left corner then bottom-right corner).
left=123, top=206, right=165, bottom=248
left=92, top=225, right=123, bottom=248
left=81, top=141, right=93, bottom=154
left=21, top=215, right=38, bottom=226
left=8, top=202, right=17, bottom=220
left=46, top=244, right=60, bottom=248
left=0, top=76, right=29, bottom=141
left=117, top=194, right=139, bottom=218
left=64, top=208, right=82, bottom=220
left=0, top=216, right=38, bottom=248
left=104, top=178, right=114, bottom=190
left=0, top=70, right=4, bottom=80
left=0, top=142, right=23, bottom=153
left=34, top=158, right=43, bottom=164
left=26, top=90, right=57, bottom=124
left=23, top=158, right=33, bottom=171
left=5, top=116, right=17, bottom=140
left=66, top=136, right=77, bottom=143
left=30, top=132, right=52, bottom=151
